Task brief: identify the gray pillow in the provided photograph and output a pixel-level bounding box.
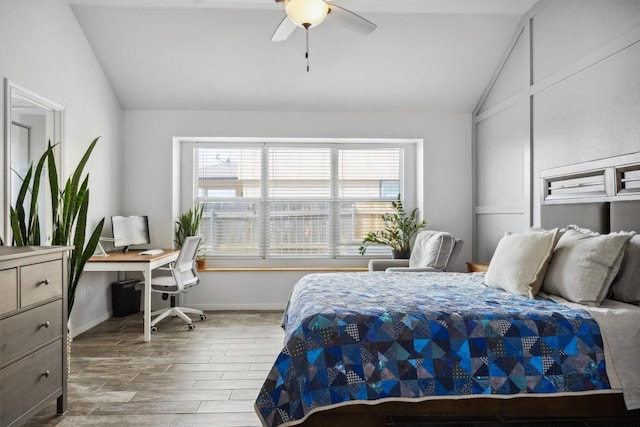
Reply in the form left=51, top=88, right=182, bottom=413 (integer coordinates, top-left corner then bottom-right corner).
left=542, top=226, right=634, bottom=306
left=485, top=228, right=558, bottom=298
left=609, top=235, right=640, bottom=305
left=409, top=231, right=455, bottom=270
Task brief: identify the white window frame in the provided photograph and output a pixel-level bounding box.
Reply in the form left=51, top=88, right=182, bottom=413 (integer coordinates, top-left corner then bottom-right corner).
left=178, top=137, right=419, bottom=267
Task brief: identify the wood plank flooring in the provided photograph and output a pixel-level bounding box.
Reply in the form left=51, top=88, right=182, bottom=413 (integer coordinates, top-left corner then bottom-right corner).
left=27, top=311, right=284, bottom=427
left=26, top=311, right=640, bottom=427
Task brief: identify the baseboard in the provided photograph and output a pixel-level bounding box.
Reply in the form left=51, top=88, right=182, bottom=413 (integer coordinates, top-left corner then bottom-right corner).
left=186, top=303, right=286, bottom=311
left=69, top=311, right=111, bottom=339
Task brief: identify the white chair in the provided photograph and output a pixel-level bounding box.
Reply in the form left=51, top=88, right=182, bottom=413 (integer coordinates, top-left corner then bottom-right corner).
left=368, top=230, right=463, bottom=272
left=149, top=236, right=205, bottom=332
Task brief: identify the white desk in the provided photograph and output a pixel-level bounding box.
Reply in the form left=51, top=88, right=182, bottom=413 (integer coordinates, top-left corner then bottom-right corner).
left=85, top=249, right=180, bottom=342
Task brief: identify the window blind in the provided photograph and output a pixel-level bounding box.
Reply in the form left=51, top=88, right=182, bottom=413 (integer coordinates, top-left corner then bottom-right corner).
left=196, top=147, right=262, bottom=256
left=194, top=143, right=404, bottom=258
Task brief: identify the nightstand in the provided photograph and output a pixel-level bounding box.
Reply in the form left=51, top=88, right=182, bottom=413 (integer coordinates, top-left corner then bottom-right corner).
left=466, top=262, right=489, bottom=273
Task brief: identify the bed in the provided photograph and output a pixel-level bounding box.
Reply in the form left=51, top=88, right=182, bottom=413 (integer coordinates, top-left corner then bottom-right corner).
left=255, top=200, right=640, bottom=427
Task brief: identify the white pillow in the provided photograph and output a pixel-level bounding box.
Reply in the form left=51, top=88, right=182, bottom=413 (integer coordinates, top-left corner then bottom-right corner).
left=542, top=226, right=634, bottom=306
left=485, top=228, right=559, bottom=298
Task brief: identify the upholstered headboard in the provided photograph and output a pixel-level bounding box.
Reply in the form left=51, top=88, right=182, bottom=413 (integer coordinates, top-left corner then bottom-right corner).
left=539, top=152, right=640, bottom=233
left=540, top=201, right=640, bottom=233
left=540, top=202, right=610, bottom=233
left=610, top=200, right=640, bottom=232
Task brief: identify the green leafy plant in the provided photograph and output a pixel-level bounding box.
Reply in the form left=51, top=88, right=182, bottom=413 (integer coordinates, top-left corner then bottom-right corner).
left=175, top=203, right=204, bottom=248
left=359, top=195, right=426, bottom=257
left=11, top=138, right=105, bottom=317
left=9, top=145, right=52, bottom=245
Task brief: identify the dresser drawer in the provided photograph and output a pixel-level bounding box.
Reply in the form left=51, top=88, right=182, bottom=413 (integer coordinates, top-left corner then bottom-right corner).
left=0, top=268, right=18, bottom=316
left=20, top=260, right=63, bottom=307
left=0, top=299, right=63, bottom=366
left=0, top=340, right=63, bottom=427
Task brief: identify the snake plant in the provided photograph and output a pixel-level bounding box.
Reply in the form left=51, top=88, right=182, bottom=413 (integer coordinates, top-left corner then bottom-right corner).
left=11, top=138, right=104, bottom=317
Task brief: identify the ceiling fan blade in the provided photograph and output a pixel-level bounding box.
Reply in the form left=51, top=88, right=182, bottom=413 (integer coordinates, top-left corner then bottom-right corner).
left=271, top=15, right=297, bottom=42
left=327, top=4, right=377, bottom=35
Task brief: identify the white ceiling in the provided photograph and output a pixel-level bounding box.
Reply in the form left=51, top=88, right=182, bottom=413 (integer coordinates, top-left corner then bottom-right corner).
left=68, top=0, right=538, bottom=113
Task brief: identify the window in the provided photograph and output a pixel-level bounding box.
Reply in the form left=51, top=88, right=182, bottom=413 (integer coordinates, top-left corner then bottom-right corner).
left=190, top=141, right=415, bottom=258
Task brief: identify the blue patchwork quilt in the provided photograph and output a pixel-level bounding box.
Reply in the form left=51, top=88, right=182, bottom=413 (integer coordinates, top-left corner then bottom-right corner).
left=255, top=272, right=610, bottom=426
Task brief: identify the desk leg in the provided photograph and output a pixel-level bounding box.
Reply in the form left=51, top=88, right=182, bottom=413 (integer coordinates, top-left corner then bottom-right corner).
left=142, top=268, right=151, bottom=342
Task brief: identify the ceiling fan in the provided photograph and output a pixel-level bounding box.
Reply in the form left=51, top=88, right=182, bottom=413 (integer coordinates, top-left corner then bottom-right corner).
left=271, top=0, right=377, bottom=71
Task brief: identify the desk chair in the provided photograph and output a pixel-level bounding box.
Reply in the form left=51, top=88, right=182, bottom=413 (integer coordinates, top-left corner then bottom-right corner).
left=368, top=230, right=463, bottom=272
left=149, top=236, right=205, bottom=332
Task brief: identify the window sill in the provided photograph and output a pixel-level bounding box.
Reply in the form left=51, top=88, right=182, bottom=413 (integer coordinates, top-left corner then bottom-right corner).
left=198, top=267, right=367, bottom=272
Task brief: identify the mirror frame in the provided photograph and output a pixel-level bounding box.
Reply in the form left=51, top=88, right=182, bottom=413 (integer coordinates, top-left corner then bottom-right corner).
left=3, top=79, right=65, bottom=244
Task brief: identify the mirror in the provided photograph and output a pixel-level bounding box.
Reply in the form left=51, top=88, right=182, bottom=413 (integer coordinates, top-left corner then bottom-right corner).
left=3, top=79, right=64, bottom=244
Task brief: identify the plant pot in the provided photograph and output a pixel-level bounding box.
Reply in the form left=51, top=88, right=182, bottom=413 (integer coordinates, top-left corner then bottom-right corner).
left=196, top=258, right=207, bottom=270
left=392, top=249, right=410, bottom=259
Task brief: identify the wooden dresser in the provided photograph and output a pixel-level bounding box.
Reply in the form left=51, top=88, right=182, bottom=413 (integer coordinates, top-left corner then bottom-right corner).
left=0, top=246, right=70, bottom=427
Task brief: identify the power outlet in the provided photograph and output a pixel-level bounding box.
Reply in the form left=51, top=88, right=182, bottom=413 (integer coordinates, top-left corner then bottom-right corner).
left=86, top=285, right=93, bottom=299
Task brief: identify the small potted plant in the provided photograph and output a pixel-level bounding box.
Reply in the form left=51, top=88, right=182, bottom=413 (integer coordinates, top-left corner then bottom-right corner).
left=359, top=195, right=426, bottom=259
left=175, top=204, right=206, bottom=268
left=196, top=244, right=207, bottom=270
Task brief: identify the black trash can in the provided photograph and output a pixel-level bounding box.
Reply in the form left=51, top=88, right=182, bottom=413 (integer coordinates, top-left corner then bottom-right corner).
left=111, top=279, right=141, bottom=317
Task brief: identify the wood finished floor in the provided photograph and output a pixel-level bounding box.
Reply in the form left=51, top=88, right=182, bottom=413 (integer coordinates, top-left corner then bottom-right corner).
left=27, top=311, right=640, bottom=427
left=28, top=311, right=283, bottom=427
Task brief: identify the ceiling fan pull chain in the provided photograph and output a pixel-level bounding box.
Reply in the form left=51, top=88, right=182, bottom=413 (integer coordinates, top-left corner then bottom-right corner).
left=303, top=23, right=311, bottom=72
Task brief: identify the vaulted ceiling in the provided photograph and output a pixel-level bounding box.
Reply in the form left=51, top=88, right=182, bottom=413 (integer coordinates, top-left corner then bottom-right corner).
left=68, top=0, right=537, bottom=113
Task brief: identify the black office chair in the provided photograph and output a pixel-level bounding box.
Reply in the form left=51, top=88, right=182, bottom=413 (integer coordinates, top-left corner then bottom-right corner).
left=149, top=236, right=205, bottom=332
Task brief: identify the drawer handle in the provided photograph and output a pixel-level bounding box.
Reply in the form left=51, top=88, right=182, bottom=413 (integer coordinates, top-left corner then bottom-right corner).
left=42, top=370, right=50, bottom=378
left=41, top=321, right=51, bottom=328
left=38, top=278, right=51, bottom=286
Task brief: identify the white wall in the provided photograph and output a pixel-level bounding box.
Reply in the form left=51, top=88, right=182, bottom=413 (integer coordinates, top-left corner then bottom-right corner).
left=0, top=0, right=122, bottom=336
left=473, top=0, right=640, bottom=261
left=122, top=110, right=472, bottom=310
left=0, top=1, right=473, bottom=322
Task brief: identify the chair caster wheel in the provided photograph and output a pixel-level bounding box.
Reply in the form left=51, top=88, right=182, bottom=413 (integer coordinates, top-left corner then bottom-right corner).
left=188, top=324, right=195, bottom=330
left=151, top=326, right=158, bottom=333
left=200, top=314, right=207, bottom=321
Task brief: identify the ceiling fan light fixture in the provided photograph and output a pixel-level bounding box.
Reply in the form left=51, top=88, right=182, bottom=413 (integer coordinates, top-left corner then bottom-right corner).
left=285, top=0, right=329, bottom=28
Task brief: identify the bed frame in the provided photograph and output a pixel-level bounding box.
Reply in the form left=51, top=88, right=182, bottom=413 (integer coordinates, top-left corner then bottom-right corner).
left=297, top=199, right=640, bottom=426
left=302, top=394, right=632, bottom=426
